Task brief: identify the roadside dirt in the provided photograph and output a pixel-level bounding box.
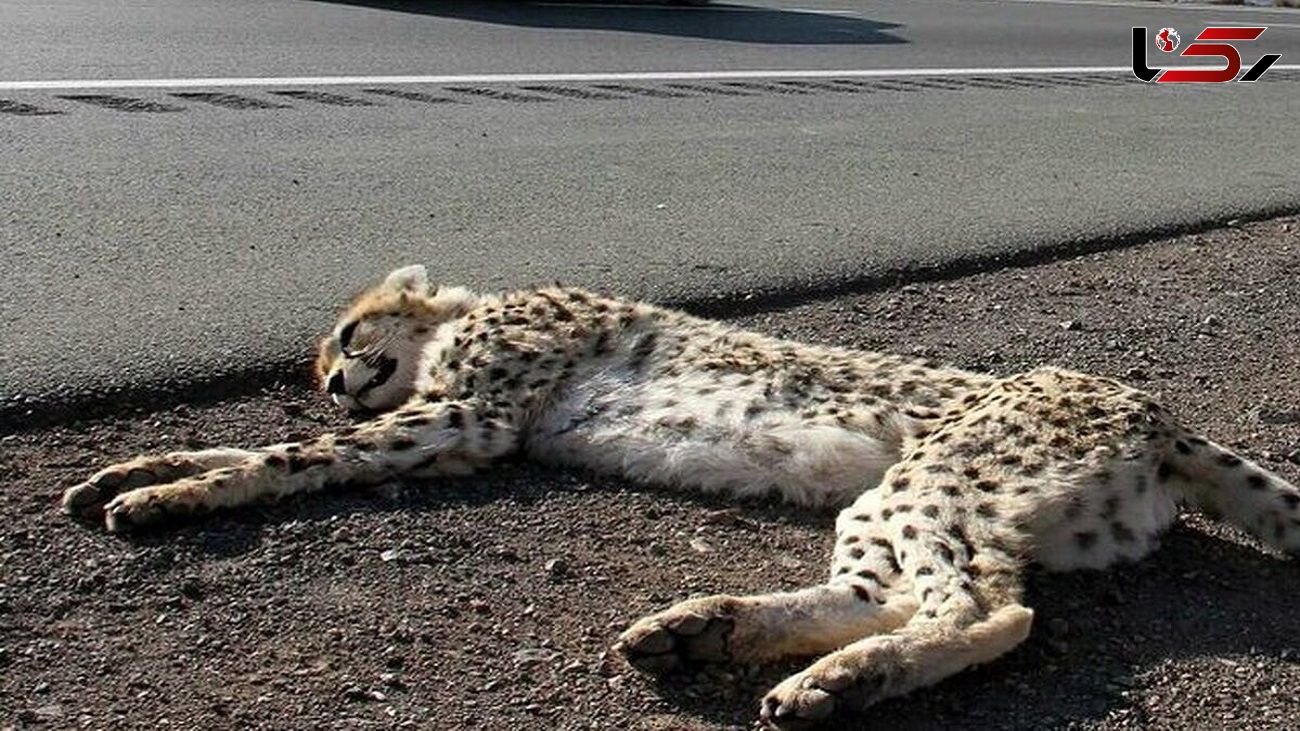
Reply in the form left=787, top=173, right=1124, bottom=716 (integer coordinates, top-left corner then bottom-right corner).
left=3, top=216, right=1299, bottom=730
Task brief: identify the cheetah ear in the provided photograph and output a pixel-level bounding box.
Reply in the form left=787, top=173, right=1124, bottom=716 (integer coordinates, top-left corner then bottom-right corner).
left=382, top=264, right=430, bottom=295
left=430, top=285, right=481, bottom=318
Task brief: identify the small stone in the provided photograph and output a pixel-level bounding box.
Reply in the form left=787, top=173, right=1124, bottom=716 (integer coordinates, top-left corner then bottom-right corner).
left=179, top=577, right=204, bottom=600
left=702, top=508, right=742, bottom=526
left=32, top=704, right=64, bottom=721
left=1060, top=320, right=1082, bottom=332
left=513, top=648, right=559, bottom=666
left=341, top=684, right=370, bottom=702
left=544, top=558, right=569, bottom=578
left=688, top=538, right=714, bottom=553
left=379, top=549, right=402, bottom=562
left=1257, top=407, right=1300, bottom=426
left=1124, top=367, right=1148, bottom=381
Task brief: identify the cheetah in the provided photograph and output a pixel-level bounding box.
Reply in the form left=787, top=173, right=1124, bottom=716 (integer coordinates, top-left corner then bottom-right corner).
left=62, top=265, right=1300, bottom=727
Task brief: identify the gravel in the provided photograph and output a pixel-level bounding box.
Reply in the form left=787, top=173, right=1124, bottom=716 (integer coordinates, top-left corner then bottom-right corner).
left=2, top=216, right=1299, bottom=730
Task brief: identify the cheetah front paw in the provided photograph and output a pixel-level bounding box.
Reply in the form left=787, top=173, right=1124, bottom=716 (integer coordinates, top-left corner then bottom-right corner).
left=62, top=462, right=167, bottom=517
left=614, top=595, right=738, bottom=673
left=760, top=658, right=887, bottom=729
left=101, top=488, right=168, bottom=533
left=63, top=455, right=217, bottom=522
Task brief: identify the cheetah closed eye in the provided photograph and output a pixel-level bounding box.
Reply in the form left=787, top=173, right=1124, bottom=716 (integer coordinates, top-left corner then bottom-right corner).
left=62, top=264, right=1300, bottom=728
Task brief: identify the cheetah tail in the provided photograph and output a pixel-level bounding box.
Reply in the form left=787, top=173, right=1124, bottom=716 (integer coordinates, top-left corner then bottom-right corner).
left=1164, top=434, right=1300, bottom=555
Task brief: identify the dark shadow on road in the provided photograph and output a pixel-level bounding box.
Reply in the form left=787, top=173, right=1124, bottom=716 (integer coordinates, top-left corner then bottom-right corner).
left=309, top=0, right=906, bottom=45
left=646, top=521, right=1300, bottom=729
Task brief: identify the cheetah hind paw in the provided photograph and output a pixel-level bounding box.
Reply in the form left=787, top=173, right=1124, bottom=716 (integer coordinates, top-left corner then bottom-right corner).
left=760, top=663, right=885, bottom=730
left=615, top=595, right=739, bottom=674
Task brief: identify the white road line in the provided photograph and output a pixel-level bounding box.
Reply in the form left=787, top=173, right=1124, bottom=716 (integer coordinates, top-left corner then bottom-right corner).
left=3, top=65, right=1297, bottom=91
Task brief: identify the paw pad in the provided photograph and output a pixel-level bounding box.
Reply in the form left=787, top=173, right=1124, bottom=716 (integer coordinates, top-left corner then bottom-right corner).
left=616, top=609, right=735, bottom=674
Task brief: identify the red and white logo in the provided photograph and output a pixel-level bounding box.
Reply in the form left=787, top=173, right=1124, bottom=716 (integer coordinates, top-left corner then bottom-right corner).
left=1155, top=27, right=1180, bottom=53
left=1132, top=26, right=1281, bottom=83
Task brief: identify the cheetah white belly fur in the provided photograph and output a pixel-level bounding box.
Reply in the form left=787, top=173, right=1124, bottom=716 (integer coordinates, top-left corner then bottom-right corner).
left=62, top=265, right=1300, bottom=729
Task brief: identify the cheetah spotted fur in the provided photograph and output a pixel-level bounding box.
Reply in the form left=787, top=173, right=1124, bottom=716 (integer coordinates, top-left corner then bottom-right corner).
left=62, top=265, right=1300, bottom=727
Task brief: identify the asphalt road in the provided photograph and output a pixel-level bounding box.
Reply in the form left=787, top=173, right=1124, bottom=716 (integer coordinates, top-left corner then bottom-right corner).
left=2, top=0, right=1299, bottom=425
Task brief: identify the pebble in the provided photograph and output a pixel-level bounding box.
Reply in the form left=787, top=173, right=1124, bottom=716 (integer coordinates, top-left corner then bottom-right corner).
left=179, top=577, right=204, bottom=600
left=341, top=684, right=371, bottom=702
left=701, top=508, right=742, bottom=526
left=688, top=538, right=714, bottom=554
left=1258, top=407, right=1300, bottom=425
left=544, top=558, right=569, bottom=578
left=513, top=648, right=559, bottom=666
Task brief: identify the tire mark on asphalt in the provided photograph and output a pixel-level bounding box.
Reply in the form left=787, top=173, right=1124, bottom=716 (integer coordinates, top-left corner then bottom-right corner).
left=57, top=94, right=184, bottom=112
left=171, top=92, right=290, bottom=110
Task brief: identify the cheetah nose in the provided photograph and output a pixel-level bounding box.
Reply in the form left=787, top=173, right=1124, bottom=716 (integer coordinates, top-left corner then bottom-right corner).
left=326, top=371, right=347, bottom=395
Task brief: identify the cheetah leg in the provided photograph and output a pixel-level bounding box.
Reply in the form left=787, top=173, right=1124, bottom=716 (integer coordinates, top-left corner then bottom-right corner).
left=62, top=447, right=268, bottom=517
left=617, top=584, right=918, bottom=672
left=762, top=503, right=1032, bottom=726
left=619, top=501, right=918, bottom=672
left=761, top=603, right=1032, bottom=727
left=72, top=398, right=516, bottom=532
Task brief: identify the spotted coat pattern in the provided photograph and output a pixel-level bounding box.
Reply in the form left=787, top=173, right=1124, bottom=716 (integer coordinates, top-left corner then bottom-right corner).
left=62, top=265, right=1300, bottom=728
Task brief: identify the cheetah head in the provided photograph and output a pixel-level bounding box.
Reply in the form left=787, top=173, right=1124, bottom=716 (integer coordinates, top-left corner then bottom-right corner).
left=316, top=264, right=479, bottom=412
